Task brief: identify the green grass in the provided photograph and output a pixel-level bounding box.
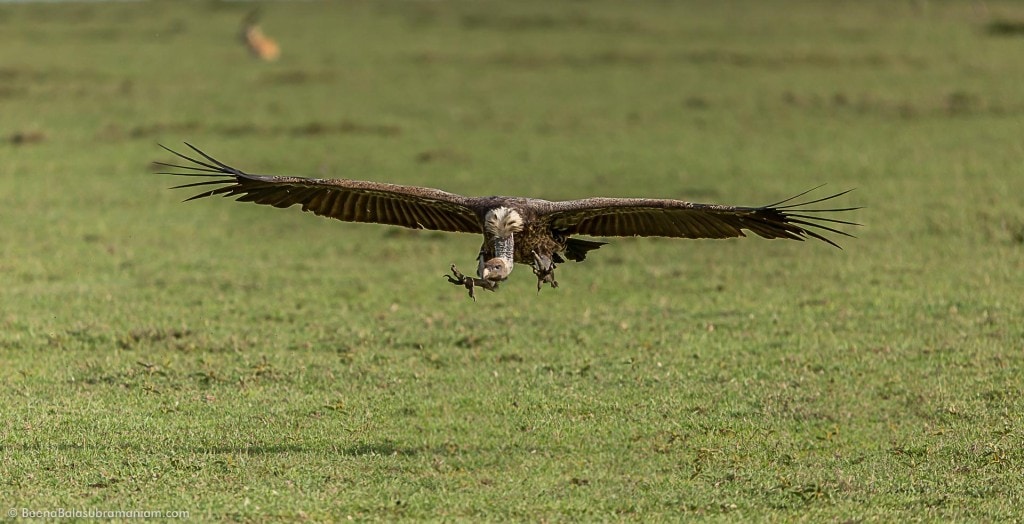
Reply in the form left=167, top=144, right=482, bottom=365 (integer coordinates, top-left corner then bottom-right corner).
left=2, top=0, right=1023, bottom=521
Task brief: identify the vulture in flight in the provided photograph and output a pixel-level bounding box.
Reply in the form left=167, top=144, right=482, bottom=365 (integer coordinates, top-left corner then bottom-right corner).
left=157, top=144, right=859, bottom=299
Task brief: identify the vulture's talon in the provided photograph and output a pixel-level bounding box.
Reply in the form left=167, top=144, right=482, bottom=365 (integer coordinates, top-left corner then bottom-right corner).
left=446, top=264, right=499, bottom=301
left=531, top=251, right=559, bottom=292
left=446, top=264, right=466, bottom=283
left=535, top=273, right=558, bottom=291
left=532, top=268, right=558, bottom=292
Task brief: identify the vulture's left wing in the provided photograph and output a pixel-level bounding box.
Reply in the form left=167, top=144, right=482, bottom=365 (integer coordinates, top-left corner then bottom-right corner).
left=156, top=143, right=483, bottom=234
left=545, top=188, right=860, bottom=248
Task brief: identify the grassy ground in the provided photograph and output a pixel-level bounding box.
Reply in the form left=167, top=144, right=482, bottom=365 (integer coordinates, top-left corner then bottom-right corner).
left=2, top=1, right=1023, bottom=521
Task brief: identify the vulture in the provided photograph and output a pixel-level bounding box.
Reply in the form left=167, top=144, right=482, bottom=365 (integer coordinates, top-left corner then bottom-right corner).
left=156, top=144, right=859, bottom=299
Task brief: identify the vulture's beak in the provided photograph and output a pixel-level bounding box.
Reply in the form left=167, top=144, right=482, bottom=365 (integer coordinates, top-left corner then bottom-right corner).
left=481, top=258, right=509, bottom=281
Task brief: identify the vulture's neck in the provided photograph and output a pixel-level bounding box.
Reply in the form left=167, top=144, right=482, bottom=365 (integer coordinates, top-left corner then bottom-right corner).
left=493, top=235, right=515, bottom=272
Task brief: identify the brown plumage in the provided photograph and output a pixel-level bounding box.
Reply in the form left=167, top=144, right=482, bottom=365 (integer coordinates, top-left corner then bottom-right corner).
left=156, top=143, right=860, bottom=299
left=241, top=11, right=280, bottom=62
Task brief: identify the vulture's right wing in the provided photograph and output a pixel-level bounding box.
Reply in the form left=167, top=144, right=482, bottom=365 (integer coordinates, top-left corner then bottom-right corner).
left=156, top=143, right=483, bottom=234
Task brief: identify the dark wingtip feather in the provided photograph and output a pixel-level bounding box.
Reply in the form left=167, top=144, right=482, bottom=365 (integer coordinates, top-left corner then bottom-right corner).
left=804, top=230, right=843, bottom=250
left=786, top=213, right=862, bottom=227
left=762, top=187, right=861, bottom=249
left=787, top=218, right=857, bottom=238
left=772, top=187, right=857, bottom=210
left=153, top=162, right=222, bottom=175
left=183, top=192, right=214, bottom=202
left=155, top=143, right=248, bottom=201
left=763, top=184, right=829, bottom=208
left=170, top=179, right=236, bottom=190
left=157, top=143, right=249, bottom=177
left=184, top=142, right=243, bottom=174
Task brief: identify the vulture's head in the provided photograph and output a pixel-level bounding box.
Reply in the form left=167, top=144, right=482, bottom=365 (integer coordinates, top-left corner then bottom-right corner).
left=481, top=258, right=511, bottom=281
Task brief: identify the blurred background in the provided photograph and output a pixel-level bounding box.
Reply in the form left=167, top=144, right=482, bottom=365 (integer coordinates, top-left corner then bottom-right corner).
left=4, top=0, right=1024, bottom=377
left=2, top=1, right=1023, bottom=518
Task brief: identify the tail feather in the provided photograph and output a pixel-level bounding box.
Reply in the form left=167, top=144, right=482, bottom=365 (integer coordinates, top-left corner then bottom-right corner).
left=563, top=238, right=607, bottom=262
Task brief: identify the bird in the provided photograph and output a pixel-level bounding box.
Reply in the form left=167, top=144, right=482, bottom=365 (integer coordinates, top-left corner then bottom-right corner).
left=241, top=10, right=280, bottom=62
left=156, top=143, right=859, bottom=300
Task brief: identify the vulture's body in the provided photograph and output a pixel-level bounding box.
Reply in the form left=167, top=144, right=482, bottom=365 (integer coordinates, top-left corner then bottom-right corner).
left=157, top=144, right=859, bottom=299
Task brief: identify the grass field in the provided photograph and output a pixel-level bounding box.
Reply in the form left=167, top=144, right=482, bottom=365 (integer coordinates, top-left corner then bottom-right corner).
left=2, top=1, right=1023, bottom=521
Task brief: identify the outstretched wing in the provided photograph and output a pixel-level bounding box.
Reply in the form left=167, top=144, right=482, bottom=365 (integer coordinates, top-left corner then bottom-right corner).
left=544, top=188, right=860, bottom=248
left=156, top=143, right=483, bottom=234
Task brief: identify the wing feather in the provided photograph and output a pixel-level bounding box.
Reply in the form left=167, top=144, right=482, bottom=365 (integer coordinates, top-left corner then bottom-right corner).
left=546, top=190, right=860, bottom=247
left=157, top=143, right=483, bottom=234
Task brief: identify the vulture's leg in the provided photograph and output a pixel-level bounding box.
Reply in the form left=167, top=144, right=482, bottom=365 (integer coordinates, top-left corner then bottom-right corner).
left=532, top=252, right=559, bottom=291
left=445, top=264, right=478, bottom=300
left=445, top=264, right=499, bottom=301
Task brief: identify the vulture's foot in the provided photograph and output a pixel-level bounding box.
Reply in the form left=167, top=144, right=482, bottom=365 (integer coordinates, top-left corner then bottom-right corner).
left=532, top=252, right=559, bottom=292
left=445, top=264, right=499, bottom=301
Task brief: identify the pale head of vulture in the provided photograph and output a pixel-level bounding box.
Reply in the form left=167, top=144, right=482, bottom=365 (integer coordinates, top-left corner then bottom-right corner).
left=480, top=258, right=511, bottom=282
